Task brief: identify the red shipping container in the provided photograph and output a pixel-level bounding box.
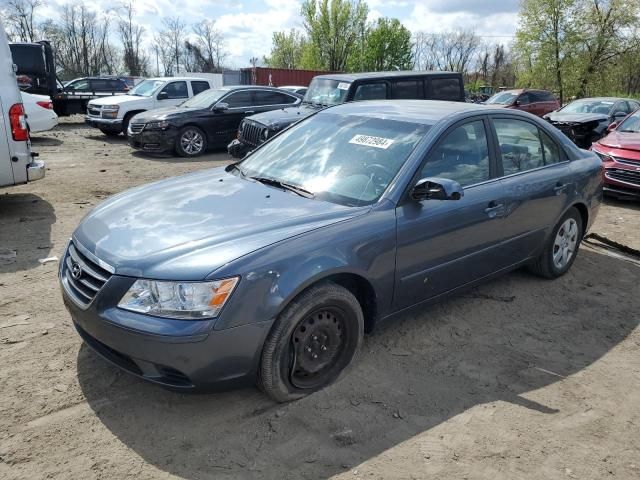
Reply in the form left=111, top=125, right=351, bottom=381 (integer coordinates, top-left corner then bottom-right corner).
left=240, top=67, right=340, bottom=87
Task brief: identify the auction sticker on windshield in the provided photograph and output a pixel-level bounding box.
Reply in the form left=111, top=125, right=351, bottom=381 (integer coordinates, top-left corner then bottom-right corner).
left=349, top=134, right=394, bottom=149
left=337, top=82, right=350, bottom=90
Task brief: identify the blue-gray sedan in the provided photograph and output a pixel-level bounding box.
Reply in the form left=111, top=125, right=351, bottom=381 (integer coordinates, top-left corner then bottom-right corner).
left=60, top=100, right=602, bottom=402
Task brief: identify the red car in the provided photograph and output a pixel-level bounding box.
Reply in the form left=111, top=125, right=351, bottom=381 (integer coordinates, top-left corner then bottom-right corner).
left=592, top=109, right=640, bottom=198
left=484, top=89, right=560, bottom=117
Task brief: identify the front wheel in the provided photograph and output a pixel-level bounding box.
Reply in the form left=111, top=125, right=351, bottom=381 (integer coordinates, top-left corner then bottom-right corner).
left=529, top=207, right=583, bottom=279
left=99, top=128, right=120, bottom=137
left=175, top=126, right=207, bottom=157
left=260, top=282, right=364, bottom=403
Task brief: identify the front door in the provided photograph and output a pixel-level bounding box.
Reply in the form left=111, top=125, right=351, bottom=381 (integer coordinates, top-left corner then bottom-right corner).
left=394, top=118, right=511, bottom=309
left=209, top=89, right=256, bottom=146
left=155, top=81, right=189, bottom=109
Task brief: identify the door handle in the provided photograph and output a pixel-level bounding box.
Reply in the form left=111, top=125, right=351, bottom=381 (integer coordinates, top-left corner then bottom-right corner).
left=554, top=182, right=571, bottom=194
left=484, top=201, right=505, bottom=218
left=244, top=110, right=255, bottom=115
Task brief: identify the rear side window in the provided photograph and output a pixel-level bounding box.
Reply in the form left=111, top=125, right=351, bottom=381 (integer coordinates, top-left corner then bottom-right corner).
left=91, top=80, right=110, bottom=91
left=255, top=91, right=298, bottom=105
left=191, top=81, right=210, bottom=95
left=517, top=93, right=531, bottom=105
left=353, top=83, right=388, bottom=101
left=421, top=120, right=490, bottom=187
left=429, top=78, right=461, bottom=101
left=542, top=91, right=557, bottom=102
left=391, top=80, right=424, bottom=99
left=160, top=81, right=188, bottom=99
left=494, top=119, right=562, bottom=175
left=225, top=90, right=254, bottom=108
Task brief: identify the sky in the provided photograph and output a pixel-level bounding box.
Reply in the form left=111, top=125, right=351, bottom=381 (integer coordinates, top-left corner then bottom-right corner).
left=39, top=0, right=521, bottom=68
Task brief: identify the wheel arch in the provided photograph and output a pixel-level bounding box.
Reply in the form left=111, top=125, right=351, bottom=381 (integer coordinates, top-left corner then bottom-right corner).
left=568, top=201, right=589, bottom=236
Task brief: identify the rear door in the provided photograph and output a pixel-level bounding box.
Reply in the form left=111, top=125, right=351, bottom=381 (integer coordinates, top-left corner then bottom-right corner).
left=191, top=80, right=211, bottom=96
left=490, top=116, right=573, bottom=260
left=208, top=89, right=255, bottom=145
left=394, top=116, right=511, bottom=308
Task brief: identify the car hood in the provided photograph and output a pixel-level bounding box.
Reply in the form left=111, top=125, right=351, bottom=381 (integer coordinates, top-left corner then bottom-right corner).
left=131, top=107, right=203, bottom=123
left=248, top=104, right=321, bottom=130
left=545, top=111, right=608, bottom=124
left=598, top=131, right=640, bottom=152
left=73, top=167, right=366, bottom=280
left=89, top=95, right=149, bottom=107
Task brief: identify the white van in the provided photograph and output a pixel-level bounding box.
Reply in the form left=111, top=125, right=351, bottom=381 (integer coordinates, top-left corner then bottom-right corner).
left=85, top=77, right=213, bottom=136
left=1, top=20, right=45, bottom=187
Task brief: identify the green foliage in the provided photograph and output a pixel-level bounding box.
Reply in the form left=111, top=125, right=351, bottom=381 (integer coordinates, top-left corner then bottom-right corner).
left=351, top=18, right=413, bottom=72
left=263, top=29, right=307, bottom=69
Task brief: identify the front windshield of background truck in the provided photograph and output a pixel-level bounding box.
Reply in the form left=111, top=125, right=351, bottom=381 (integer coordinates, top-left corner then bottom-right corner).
left=180, top=88, right=228, bottom=108
left=485, top=91, right=518, bottom=105
left=128, top=79, right=165, bottom=96
left=303, top=78, right=351, bottom=106
left=237, top=112, right=429, bottom=206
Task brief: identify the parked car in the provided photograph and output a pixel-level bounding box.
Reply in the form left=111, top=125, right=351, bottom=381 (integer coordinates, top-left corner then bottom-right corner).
left=484, top=89, right=560, bottom=117
left=64, top=77, right=130, bottom=93
left=544, top=97, right=640, bottom=149
left=85, top=77, right=213, bottom=137
left=21, top=92, right=58, bottom=133
left=279, top=85, right=308, bottom=96
left=591, top=108, right=640, bottom=198
left=1, top=19, right=45, bottom=188
left=60, top=100, right=602, bottom=401
left=128, top=85, right=302, bottom=157
left=227, top=70, right=465, bottom=158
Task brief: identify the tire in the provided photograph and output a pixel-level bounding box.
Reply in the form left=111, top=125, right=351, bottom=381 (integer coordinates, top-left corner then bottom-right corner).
left=99, top=128, right=120, bottom=137
left=260, top=282, right=364, bottom=403
left=121, top=113, right=134, bottom=138
left=175, top=126, right=207, bottom=157
left=529, top=207, right=583, bottom=279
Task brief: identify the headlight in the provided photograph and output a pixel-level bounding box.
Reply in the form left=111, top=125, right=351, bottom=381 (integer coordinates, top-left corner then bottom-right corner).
left=145, top=121, right=170, bottom=130
left=117, top=277, right=239, bottom=319
left=101, top=105, right=119, bottom=111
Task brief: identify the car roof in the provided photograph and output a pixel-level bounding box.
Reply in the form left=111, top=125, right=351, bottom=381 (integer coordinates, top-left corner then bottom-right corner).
left=569, top=97, right=634, bottom=102
left=313, top=70, right=460, bottom=82
left=215, top=85, right=299, bottom=92
left=324, top=100, right=494, bottom=125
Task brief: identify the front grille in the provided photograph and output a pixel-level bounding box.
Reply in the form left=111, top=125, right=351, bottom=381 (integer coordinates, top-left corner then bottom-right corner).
left=614, top=157, right=640, bottom=167
left=129, top=123, right=145, bottom=134
left=88, top=108, right=101, bottom=117
left=240, top=120, right=268, bottom=147
left=62, top=241, right=112, bottom=307
left=606, top=168, right=640, bottom=186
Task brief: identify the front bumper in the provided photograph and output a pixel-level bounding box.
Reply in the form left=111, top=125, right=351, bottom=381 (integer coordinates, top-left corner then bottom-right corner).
left=85, top=115, right=123, bottom=131
left=227, top=138, right=253, bottom=159
left=128, top=128, right=177, bottom=153
left=603, top=162, right=640, bottom=198
left=60, top=258, right=273, bottom=390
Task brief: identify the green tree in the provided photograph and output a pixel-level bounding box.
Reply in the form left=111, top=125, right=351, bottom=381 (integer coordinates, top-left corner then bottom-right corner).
left=264, top=29, right=306, bottom=69
left=355, top=18, right=413, bottom=72
left=300, top=0, right=369, bottom=71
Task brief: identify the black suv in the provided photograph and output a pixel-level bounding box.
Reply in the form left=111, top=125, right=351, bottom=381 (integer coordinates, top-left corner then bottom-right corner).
left=63, top=77, right=130, bottom=93
left=228, top=70, right=464, bottom=158
left=128, top=85, right=302, bottom=157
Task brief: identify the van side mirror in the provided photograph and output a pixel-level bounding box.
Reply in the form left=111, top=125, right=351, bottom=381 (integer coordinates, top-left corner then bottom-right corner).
left=213, top=102, right=229, bottom=112
left=411, top=178, right=464, bottom=201
left=607, top=122, right=618, bottom=132
left=157, top=91, right=169, bottom=100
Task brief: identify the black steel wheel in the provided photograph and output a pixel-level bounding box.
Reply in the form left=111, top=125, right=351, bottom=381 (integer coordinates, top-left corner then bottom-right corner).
left=260, top=282, right=364, bottom=402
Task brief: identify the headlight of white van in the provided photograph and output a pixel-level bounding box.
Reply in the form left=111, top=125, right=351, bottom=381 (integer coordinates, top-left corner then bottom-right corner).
left=101, top=105, right=119, bottom=118
left=118, top=277, right=239, bottom=319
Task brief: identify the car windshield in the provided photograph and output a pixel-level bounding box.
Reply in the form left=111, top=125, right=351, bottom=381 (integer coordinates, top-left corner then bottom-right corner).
left=236, top=112, right=429, bottom=206
left=128, top=79, right=165, bottom=96
left=180, top=88, right=229, bottom=108
left=303, top=78, right=350, bottom=106
left=486, top=92, right=519, bottom=105
left=617, top=110, right=640, bottom=133
left=561, top=100, right=614, bottom=114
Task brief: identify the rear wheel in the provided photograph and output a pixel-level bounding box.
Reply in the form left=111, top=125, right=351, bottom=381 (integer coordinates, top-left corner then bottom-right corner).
left=175, top=126, right=207, bottom=157
left=260, top=282, right=364, bottom=403
left=529, top=207, right=583, bottom=278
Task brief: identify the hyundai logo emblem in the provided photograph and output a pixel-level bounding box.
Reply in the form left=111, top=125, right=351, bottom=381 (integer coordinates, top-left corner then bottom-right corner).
left=71, top=262, right=82, bottom=280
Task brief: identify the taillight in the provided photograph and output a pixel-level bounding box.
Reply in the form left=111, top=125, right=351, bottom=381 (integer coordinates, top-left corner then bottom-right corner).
left=36, top=100, right=53, bottom=110
left=9, top=104, right=29, bottom=141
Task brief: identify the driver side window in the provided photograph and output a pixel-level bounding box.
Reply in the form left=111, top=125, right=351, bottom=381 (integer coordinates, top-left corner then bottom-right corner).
left=158, top=81, right=188, bottom=99
left=421, top=120, right=490, bottom=187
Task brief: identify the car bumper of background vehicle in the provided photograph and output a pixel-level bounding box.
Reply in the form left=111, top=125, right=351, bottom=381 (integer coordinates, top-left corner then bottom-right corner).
left=61, top=283, right=274, bottom=390
left=603, top=163, right=640, bottom=197
left=128, top=130, right=177, bottom=153
left=27, top=159, right=46, bottom=181
left=85, top=116, right=123, bottom=130
left=29, top=113, right=58, bottom=133
left=227, top=138, right=253, bottom=159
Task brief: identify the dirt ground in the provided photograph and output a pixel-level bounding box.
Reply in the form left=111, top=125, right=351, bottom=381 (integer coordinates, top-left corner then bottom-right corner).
left=1, top=117, right=639, bottom=480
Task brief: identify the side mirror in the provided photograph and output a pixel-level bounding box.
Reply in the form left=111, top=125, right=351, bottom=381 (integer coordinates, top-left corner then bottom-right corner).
left=607, top=121, right=618, bottom=132
left=411, top=177, right=464, bottom=201
left=514, top=99, right=520, bottom=106
left=213, top=102, right=229, bottom=112
left=157, top=91, right=169, bottom=100
left=613, top=111, right=627, bottom=119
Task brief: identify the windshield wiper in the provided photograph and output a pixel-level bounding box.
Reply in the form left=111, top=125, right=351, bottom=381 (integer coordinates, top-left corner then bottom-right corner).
left=250, top=176, right=315, bottom=198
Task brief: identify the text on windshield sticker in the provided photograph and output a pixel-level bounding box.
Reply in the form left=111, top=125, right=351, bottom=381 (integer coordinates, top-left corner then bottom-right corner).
left=349, top=134, right=394, bottom=149
left=337, top=82, right=350, bottom=90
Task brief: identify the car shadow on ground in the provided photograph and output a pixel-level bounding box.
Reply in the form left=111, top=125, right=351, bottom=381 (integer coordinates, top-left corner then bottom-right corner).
left=132, top=148, right=231, bottom=164
left=30, top=136, right=63, bottom=147
left=84, top=134, right=129, bottom=145
left=76, top=249, right=639, bottom=480
left=603, top=195, right=640, bottom=210
left=0, top=193, right=55, bottom=274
